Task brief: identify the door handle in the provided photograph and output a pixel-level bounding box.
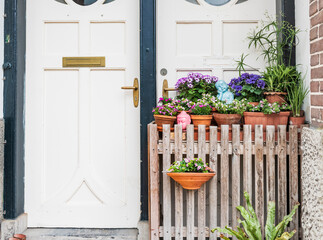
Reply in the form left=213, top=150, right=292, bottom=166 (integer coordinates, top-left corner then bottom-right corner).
left=162, top=79, right=176, bottom=98
left=121, top=78, right=139, bottom=108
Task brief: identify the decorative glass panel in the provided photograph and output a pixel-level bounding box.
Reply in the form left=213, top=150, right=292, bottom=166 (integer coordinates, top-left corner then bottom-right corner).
left=73, top=0, right=98, bottom=6
left=54, top=0, right=67, bottom=4
left=205, top=0, right=231, bottom=6
left=185, top=0, right=199, bottom=4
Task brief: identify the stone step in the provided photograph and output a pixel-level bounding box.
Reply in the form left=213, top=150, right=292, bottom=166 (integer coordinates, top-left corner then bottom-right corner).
left=23, top=228, right=138, bottom=240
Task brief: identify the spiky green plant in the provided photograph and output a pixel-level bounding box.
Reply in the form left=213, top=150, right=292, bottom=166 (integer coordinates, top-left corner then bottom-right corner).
left=287, top=77, right=309, bottom=117
left=211, top=192, right=299, bottom=240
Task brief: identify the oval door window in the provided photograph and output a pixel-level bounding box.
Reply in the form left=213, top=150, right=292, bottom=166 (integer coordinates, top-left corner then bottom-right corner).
left=73, top=0, right=98, bottom=6
left=205, top=0, right=231, bottom=6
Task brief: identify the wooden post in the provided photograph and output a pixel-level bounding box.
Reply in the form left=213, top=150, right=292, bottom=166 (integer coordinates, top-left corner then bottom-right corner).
left=198, top=125, right=206, bottom=240
left=148, top=124, right=160, bottom=240
left=243, top=125, right=252, bottom=206
left=231, top=124, right=241, bottom=240
left=221, top=125, right=229, bottom=228
left=162, top=124, right=171, bottom=239
left=289, top=125, right=299, bottom=239
left=186, top=125, right=195, bottom=240
left=175, top=125, right=183, bottom=240
left=277, top=125, right=287, bottom=222
left=255, top=125, right=264, bottom=237
left=209, top=126, right=218, bottom=240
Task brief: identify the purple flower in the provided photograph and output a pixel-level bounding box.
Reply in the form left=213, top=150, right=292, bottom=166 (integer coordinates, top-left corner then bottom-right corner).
left=257, top=80, right=266, bottom=89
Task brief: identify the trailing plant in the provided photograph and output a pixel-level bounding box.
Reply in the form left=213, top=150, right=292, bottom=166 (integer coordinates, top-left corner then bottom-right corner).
left=175, top=73, right=218, bottom=102
left=212, top=191, right=300, bottom=240
left=247, top=99, right=290, bottom=114
left=287, top=77, right=309, bottom=117
left=190, top=104, right=212, bottom=115
left=229, top=73, right=266, bottom=102
left=213, top=99, right=248, bottom=116
left=168, top=157, right=209, bottom=173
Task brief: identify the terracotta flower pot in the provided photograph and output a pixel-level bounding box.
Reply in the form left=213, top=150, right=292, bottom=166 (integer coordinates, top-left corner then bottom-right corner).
left=244, top=111, right=290, bottom=131
left=13, top=235, right=26, bottom=240
left=154, top=115, right=176, bottom=128
left=264, top=92, right=287, bottom=105
left=213, top=113, right=241, bottom=128
left=289, top=116, right=305, bottom=128
left=167, top=171, right=215, bottom=190
left=248, top=102, right=259, bottom=107
left=190, top=115, right=213, bottom=127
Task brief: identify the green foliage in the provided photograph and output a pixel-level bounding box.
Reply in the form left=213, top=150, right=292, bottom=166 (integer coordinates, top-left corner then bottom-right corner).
left=246, top=99, right=290, bottom=114
left=211, top=191, right=300, bottom=240
left=190, top=104, right=212, bottom=115
left=168, top=158, right=209, bottom=173
left=287, top=77, right=309, bottom=117
left=213, top=99, right=248, bottom=116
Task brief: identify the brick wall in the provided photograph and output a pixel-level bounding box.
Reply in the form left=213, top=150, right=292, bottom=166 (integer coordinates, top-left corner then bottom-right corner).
left=310, top=0, right=323, bottom=125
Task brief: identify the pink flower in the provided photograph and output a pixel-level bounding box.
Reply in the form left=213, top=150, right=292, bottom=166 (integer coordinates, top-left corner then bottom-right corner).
left=197, top=166, right=201, bottom=170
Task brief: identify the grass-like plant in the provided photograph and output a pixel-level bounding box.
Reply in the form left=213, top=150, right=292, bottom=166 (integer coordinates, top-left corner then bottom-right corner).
left=287, top=77, right=309, bottom=117
left=211, top=191, right=299, bottom=240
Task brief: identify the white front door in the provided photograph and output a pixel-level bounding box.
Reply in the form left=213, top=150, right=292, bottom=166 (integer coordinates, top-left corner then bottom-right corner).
left=157, top=0, right=276, bottom=98
left=25, top=0, right=140, bottom=228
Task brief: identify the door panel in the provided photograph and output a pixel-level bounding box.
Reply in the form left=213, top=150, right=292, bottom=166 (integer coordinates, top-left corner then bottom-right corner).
left=157, top=0, right=276, bottom=99
left=26, top=0, right=140, bottom=228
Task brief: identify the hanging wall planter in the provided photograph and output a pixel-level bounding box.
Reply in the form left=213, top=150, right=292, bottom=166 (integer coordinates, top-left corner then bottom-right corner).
left=167, top=171, right=215, bottom=190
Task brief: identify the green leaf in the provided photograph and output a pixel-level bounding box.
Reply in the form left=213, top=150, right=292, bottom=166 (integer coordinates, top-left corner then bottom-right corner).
left=265, top=201, right=276, bottom=240
left=275, top=231, right=296, bottom=240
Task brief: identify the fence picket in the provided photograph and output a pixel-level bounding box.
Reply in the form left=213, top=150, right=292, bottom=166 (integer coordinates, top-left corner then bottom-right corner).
left=221, top=125, right=229, bottom=229
left=232, top=124, right=241, bottom=240
left=278, top=125, right=287, bottom=222
left=289, top=126, right=299, bottom=239
left=162, top=125, right=171, bottom=239
left=198, top=125, right=206, bottom=240
left=149, top=124, right=159, bottom=240
left=186, top=125, right=195, bottom=240
left=266, top=126, right=275, bottom=205
left=255, top=125, right=264, bottom=237
left=243, top=125, right=252, bottom=206
left=175, top=125, right=183, bottom=240
left=209, top=126, right=218, bottom=240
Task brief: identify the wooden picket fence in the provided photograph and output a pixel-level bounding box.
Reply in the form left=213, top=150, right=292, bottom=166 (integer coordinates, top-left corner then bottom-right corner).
left=148, top=123, right=303, bottom=240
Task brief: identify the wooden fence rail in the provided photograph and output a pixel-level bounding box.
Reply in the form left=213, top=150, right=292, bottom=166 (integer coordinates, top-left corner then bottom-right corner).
left=148, top=123, right=303, bottom=240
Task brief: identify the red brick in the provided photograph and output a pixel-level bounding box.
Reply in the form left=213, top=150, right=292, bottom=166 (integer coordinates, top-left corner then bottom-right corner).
left=311, top=54, right=320, bottom=66
left=311, top=94, right=323, bottom=106
left=310, top=38, right=323, bottom=53
left=311, top=81, right=320, bottom=92
left=320, top=53, right=323, bottom=63
left=321, top=81, right=323, bottom=92
left=320, top=24, right=323, bottom=37
left=320, top=0, right=323, bottom=10
left=311, top=10, right=323, bottom=27
left=311, top=66, right=323, bottom=79
left=310, top=27, right=319, bottom=40
left=310, top=1, right=318, bottom=16
left=311, top=107, right=322, bottom=119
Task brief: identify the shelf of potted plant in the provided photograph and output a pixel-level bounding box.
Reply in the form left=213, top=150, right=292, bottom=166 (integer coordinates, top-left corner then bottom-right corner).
left=166, top=157, right=215, bottom=190
left=244, top=99, right=291, bottom=131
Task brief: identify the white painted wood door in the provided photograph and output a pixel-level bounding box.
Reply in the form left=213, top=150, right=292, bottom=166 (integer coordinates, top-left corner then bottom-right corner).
left=157, top=0, right=276, bottom=98
left=25, top=0, right=140, bottom=228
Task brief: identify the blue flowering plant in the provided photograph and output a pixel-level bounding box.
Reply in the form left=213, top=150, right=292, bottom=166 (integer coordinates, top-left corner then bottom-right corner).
left=190, top=104, right=212, bottom=115
left=152, top=98, right=179, bottom=116
left=175, top=73, right=218, bottom=102
left=229, top=73, right=266, bottom=102
left=168, top=158, right=210, bottom=173
left=213, top=99, right=248, bottom=116
left=247, top=99, right=291, bottom=114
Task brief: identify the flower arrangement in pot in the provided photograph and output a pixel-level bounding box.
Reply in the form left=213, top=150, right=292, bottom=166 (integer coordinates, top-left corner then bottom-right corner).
left=190, top=103, right=213, bottom=127
left=152, top=97, right=178, bottom=128
left=167, top=157, right=215, bottom=190
left=229, top=73, right=266, bottom=106
left=244, top=99, right=291, bottom=131
left=212, top=191, right=299, bottom=240
left=212, top=99, right=248, bottom=129
left=175, top=73, right=218, bottom=102
left=287, top=77, right=309, bottom=128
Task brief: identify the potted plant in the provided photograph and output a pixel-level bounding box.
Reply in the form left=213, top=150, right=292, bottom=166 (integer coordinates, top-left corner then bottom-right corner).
left=190, top=104, right=213, bottom=127
left=212, top=191, right=299, bottom=240
left=212, top=99, right=248, bottom=128
left=244, top=99, right=291, bottom=131
left=175, top=72, right=218, bottom=102
left=152, top=97, right=178, bottom=128
left=229, top=73, right=266, bottom=106
left=167, top=157, right=215, bottom=190
left=287, top=77, right=309, bottom=127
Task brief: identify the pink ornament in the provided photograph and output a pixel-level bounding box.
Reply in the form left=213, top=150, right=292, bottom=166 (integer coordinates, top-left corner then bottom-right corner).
left=177, top=111, right=191, bottom=130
